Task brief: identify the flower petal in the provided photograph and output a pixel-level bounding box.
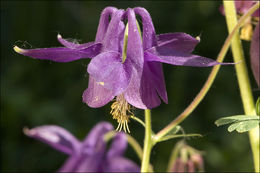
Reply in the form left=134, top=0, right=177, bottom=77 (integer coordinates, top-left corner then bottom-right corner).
left=103, top=10, right=125, bottom=52
left=123, top=9, right=146, bottom=109
left=125, top=61, right=163, bottom=109
left=95, top=7, right=118, bottom=42
left=106, top=132, right=127, bottom=159
left=103, top=157, right=140, bottom=172
left=125, top=8, right=144, bottom=69
left=123, top=69, right=147, bottom=109
left=82, top=76, right=115, bottom=108
left=13, top=44, right=101, bottom=62
left=57, top=34, right=95, bottom=50
left=24, top=125, right=80, bottom=155
left=140, top=61, right=162, bottom=108
left=145, top=60, right=168, bottom=104
left=134, top=7, right=157, bottom=50
left=87, top=51, right=131, bottom=96
left=124, top=63, right=162, bottom=109
left=250, top=22, right=259, bottom=87
left=156, top=33, right=200, bottom=53
left=145, top=50, right=221, bottom=67
left=134, top=7, right=168, bottom=105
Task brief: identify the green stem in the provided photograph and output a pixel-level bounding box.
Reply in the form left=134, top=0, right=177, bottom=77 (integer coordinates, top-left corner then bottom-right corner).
left=223, top=1, right=259, bottom=172
left=141, top=109, right=153, bottom=172
left=130, top=115, right=146, bottom=128
left=154, top=2, right=260, bottom=142
left=127, top=134, right=154, bottom=172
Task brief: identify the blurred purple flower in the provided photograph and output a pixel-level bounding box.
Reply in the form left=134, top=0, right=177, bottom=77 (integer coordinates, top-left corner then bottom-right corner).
left=24, top=122, right=139, bottom=172
left=250, top=22, right=259, bottom=87
left=169, top=141, right=204, bottom=173
left=15, top=7, right=230, bottom=132
left=220, top=1, right=259, bottom=41
left=219, top=1, right=259, bottom=17
left=220, top=2, right=259, bottom=87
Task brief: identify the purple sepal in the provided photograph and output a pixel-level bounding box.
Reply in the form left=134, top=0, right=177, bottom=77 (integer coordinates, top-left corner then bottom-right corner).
left=14, top=44, right=101, bottom=62
left=24, top=125, right=81, bottom=155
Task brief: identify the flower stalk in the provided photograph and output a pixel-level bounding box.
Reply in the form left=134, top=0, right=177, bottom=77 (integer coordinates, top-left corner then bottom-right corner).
left=141, top=109, right=153, bottom=172
left=154, top=2, right=260, bottom=143
left=223, top=1, right=259, bottom=172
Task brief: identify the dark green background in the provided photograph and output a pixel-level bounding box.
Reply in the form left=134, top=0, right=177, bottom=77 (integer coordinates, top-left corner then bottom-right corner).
left=1, top=1, right=259, bottom=172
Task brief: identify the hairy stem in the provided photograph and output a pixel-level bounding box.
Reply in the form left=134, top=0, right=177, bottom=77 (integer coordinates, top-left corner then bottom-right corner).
left=141, top=109, right=153, bottom=172
left=223, top=1, right=259, bottom=172
left=154, top=2, right=260, bottom=142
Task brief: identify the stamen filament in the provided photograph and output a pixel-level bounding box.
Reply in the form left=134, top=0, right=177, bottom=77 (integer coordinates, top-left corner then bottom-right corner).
left=110, top=94, right=133, bottom=133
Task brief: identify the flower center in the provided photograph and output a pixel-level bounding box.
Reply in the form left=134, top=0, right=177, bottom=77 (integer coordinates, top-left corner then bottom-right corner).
left=110, top=94, right=133, bottom=133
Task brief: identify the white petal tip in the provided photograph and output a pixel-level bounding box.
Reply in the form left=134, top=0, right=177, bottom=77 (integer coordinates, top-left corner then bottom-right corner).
left=13, top=46, right=26, bottom=53
left=57, top=34, right=62, bottom=38
left=196, top=36, right=201, bottom=42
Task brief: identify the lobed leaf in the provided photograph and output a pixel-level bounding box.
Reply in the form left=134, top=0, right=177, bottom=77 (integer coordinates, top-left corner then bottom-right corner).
left=215, top=115, right=259, bottom=126
left=227, top=120, right=259, bottom=133
left=215, top=115, right=259, bottom=133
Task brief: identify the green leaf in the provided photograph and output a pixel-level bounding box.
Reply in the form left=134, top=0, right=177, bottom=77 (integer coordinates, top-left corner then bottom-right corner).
left=215, top=115, right=259, bottom=126
left=228, top=120, right=259, bottom=133
left=215, top=115, right=260, bottom=133
left=157, top=133, right=203, bottom=143
left=166, top=125, right=182, bottom=135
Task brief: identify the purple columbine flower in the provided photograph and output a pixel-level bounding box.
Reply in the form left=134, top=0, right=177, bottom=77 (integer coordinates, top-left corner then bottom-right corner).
left=14, top=7, right=230, bottom=132
left=24, top=122, right=140, bottom=172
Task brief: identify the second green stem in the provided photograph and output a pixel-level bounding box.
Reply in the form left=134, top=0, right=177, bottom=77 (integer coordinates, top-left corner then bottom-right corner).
left=223, top=1, right=259, bottom=172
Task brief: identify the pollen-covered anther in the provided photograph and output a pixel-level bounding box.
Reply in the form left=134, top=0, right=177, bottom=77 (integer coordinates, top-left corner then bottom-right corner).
left=110, top=94, right=133, bottom=133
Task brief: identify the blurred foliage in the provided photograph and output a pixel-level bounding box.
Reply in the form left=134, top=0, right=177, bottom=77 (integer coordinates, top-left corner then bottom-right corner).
left=1, top=1, right=259, bottom=172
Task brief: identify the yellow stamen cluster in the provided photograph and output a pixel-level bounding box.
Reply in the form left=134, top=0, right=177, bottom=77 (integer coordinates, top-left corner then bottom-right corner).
left=240, top=16, right=253, bottom=41
left=237, top=15, right=259, bottom=41
left=110, top=94, right=133, bottom=133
